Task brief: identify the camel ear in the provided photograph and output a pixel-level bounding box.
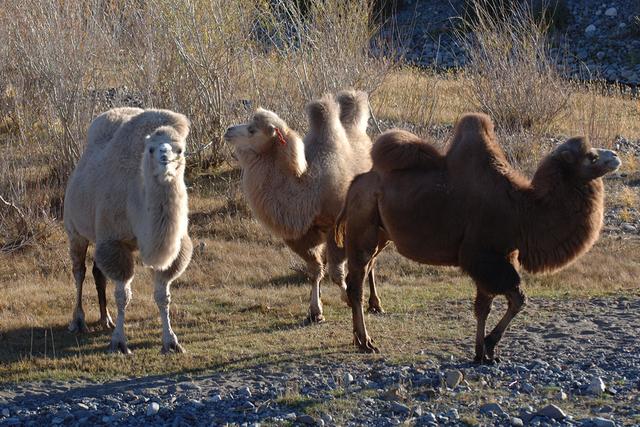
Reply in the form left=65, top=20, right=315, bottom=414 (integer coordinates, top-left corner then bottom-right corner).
left=559, top=150, right=575, bottom=164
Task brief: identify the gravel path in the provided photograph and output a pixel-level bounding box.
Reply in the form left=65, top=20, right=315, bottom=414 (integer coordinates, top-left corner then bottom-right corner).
left=1, top=296, right=639, bottom=426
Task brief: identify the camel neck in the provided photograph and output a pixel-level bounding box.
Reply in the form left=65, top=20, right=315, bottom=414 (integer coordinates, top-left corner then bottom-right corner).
left=138, top=176, right=188, bottom=270
left=517, top=164, right=604, bottom=273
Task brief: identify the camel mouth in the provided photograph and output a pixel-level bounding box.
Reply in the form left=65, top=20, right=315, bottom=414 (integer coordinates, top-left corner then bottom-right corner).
left=598, top=149, right=621, bottom=173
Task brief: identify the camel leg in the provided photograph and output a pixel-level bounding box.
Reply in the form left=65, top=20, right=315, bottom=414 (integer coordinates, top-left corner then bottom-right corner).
left=285, top=228, right=325, bottom=324
left=473, top=290, right=494, bottom=364
left=92, top=262, right=115, bottom=330
left=154, top=235, right=192, bottom=354
left=367, top=265, right=384, bottom=314
left=326, top=233, right=349, bottom=305
left=484, top=287, right=526, bottom=362
left=95, top=240, right=134, bottom=354
left=463, top=250, right=522, bottom=364
left=68, top=235, right=89, bottom=333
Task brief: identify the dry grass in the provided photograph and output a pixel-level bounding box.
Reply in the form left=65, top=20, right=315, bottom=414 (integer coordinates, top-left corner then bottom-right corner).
left=1, top=168, right=639, bottom=383
left=0, top=0, right=639, bottom=386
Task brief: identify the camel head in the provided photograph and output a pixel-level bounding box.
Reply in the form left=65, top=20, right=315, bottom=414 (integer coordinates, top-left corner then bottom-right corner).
left=552, top=137, right=621, bottom=181
left=144, top=126, right=186, bottom=183
left=224, top=108, right=290, bottom=154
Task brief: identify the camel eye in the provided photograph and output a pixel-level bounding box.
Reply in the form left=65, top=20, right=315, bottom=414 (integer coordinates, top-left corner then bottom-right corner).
left=176, top=148, right=183, bottom=155
left=589, top=154, right=598, bottom=164
left=248, top=126, right=255, bottom=135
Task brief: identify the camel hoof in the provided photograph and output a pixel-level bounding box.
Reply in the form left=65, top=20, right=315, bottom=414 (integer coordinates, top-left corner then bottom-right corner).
left=68, top=318, right=89, bottom=334
left=161, top=342, right=185, bottom=354
left=304, top=313, right=326, bottom=325
left=109, top=340, right=132, bottom=355
left=100, top=316, right=116, bottom=331
left=473, top=355, right=496, bottom=365
left=367, top=305, right=385, bottom=314
left=354, top=335, right=380, bottom=353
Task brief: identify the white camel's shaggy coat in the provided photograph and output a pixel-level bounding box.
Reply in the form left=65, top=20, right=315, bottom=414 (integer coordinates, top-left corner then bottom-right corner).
left=224, top=91, right=377, bottom=321
left=64, top=108, right=193, bottom=354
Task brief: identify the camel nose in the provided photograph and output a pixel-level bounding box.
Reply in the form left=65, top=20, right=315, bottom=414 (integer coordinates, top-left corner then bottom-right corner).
left=158, top=143, right=172, bottom=163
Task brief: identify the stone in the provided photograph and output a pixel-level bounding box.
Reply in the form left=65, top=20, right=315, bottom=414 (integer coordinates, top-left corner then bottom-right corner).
left=591, top=417, right=616, bottom=427
left=343, top=373, right=354, bottom=384
left=390, top=402, right=411, bottom=415
left=480, top=402, right=506, bottom=416
left=445, top=370, right=463, bottom=388
left=297, top=414, right=316, bottom=425
left=146, top=402, right=160, bottom=416
left=604, top=7, right=617, bottom=17
left=521, top=383, right=535, bottom=394
left=238, top=386, right=252, bottom=397
left=589, top=377, right=606, bottom=395
left=511, top=417, right=524, bottom=427
left=555, top=390, right=568, bottom=401
left=446, top=408, right=459, bottom=420
left=597, top=51, right=605, bottom=61
left=537, top=404, right=566, bottom=420
left=585, top=24, right=597, bottom=35
left=621, top=223, right=637, bottom=233
left=208, top=394, right=222, bottom=402
left=2, top=409, right=10, bottom=417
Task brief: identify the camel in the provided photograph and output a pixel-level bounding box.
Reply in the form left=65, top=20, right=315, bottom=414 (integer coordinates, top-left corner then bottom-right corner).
left=224, top=91, right=382, bottom=322
left=335, top=113, right=621, bottom=362
left=64, top=107, right=193, bottom=354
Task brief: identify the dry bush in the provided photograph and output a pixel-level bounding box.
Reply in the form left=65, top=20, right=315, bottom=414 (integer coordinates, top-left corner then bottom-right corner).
left=0, top=0, right=395, bottom=249
left=458, top=0, right=569, bottom=134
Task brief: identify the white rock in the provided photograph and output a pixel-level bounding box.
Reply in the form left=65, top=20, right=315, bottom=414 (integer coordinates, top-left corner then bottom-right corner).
left=604, top=7, right=617, bottom=17
left=589, top=376, right=606, bottom=395
left=555, top=390, right=568, bottom=401
left=146, top=402, right=160, bottom=416
left=537, top=404, right=567, bottom=420
left=511, top=417, right=524, bottom=427
left=619, top=22, right=626, bottom=29
left=343, top=372, right=354, bottom=384
left=585, top=24, right=597, bottom=35
left=1, top=409, right=10, bottom=417
left=592, top=417, right=616, bottom=427
left=445, top=370, right=464, bottom=388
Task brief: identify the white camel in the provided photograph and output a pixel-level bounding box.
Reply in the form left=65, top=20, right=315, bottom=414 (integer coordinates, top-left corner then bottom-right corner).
left=64, top=107, right=193, bottom=354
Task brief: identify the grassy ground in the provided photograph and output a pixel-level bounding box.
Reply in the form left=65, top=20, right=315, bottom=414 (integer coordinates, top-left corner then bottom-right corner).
left=1, top=159, right=639, bottom=384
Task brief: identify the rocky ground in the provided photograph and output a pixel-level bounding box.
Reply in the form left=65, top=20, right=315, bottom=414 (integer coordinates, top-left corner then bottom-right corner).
left=390, top=0, right=640, bottom=85
left=1, top=296, right=639, bottom=427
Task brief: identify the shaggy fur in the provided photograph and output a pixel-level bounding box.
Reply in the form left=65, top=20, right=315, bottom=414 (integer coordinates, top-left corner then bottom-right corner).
left=225, top=90, right=379, bottom=322
left=336, top=113, right=621, bottom=361
left=64, top=108, right=193, bottom=354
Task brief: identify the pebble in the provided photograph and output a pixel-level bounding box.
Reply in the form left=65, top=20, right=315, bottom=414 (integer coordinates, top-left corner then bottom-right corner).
left=343, top=372, right=354, bottom=384
left=480, top=402, right=506, bottom=416
left=555, top=390, right=568, bottom=400
left=585, top=24, right=597, bottom=35
left=537, top=404, right=567, bottom=420
left=146, top=402, right=160, bottom=416
left=590, top=417, right=616, bottom=427
left=588, top=377, right=606, bottom=395
left=511, top=417, right=524, bottom=427
left=390, top=402, right=411, bottom=415
left=1, top=409, right=10, bottom=417
left=297, top=414, right=317, bottom=425
left=445, top=370, right=463, bottom=388
left=604, top=7, right=617, bottom=17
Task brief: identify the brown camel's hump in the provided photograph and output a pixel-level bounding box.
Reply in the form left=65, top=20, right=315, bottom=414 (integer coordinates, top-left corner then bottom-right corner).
left=371, top=129, right=445, bottom=173
left=446, top=113, right=527, bottom=186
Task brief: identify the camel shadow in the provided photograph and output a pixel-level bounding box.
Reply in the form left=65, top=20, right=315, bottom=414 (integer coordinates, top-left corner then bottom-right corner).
left=248, top=271, right=308, bottom=289
left=0, top=323, right=161, bottom=364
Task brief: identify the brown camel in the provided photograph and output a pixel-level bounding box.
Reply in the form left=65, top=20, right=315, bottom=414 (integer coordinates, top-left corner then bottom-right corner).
left=335, top=113, right=621, bottom=363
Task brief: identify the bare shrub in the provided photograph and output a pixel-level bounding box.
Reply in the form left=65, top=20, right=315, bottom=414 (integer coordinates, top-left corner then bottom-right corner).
left=458, top=0, right=570, bottom=133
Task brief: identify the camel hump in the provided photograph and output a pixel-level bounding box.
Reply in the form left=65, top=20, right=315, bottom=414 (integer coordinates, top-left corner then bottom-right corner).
left=336, top=90, right=369, bottom=134
left=305, top=94, right=341, bottom=132
left=455, top=113, right=495, bottom=138
left=372, top=129, right=444, bottom=173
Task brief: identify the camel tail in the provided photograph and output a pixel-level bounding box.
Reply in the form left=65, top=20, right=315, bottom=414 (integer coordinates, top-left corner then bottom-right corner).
left=372, top=129, right=444, bottom=173
left=334, top=202, right=348, bottom=249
